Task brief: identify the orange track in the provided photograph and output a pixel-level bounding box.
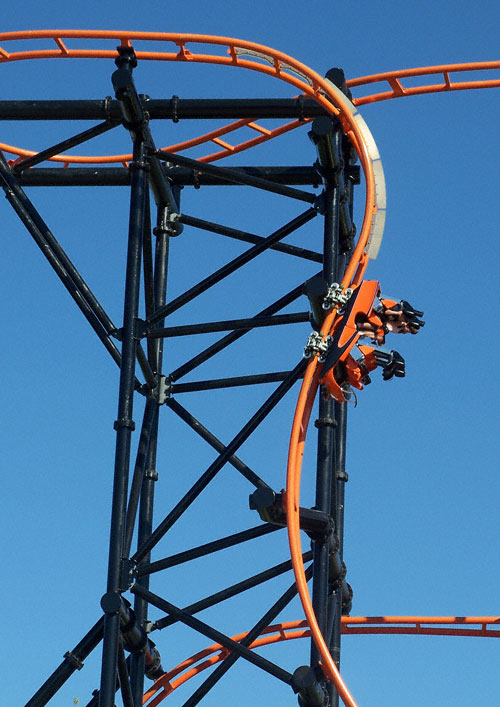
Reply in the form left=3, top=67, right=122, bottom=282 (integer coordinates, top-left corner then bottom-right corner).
left=0, top=32, right=498, bottom=164
left=2, top=31, right=499, bottom=705
left=143, top=618, right=500, bottom=705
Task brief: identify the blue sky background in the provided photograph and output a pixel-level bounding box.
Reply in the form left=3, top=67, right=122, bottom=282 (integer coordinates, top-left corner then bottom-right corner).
left=2, top=2, right=500, bottom=706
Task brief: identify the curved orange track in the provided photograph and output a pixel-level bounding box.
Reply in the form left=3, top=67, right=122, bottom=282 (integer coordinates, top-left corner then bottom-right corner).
left=143, top=618, right=500, bottom=705
left=2, top=31, right=499, bottom=705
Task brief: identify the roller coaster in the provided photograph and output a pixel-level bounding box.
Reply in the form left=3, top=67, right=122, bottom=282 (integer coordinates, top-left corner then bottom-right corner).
left=2, top=31, right=499, bottom=707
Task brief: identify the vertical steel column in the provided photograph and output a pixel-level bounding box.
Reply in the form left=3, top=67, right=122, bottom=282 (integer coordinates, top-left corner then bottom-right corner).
left=99, top=137, right=148, bottom=707
left=129, top=205, right=171, bottom=705
left=310, top=125, right=342, bottom=675
left=328, top=118, right=355, bottom=707
left=328, top=401, right=347, bottom=707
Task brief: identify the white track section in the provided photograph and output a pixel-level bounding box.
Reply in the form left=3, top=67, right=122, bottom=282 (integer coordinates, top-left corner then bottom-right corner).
left=324, top=79, right=386, bottom=260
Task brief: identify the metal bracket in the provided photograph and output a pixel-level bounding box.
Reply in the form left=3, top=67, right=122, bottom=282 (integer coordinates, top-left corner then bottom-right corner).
left=153, top=200, right=182, bottom=236
left=120, top=558, right=137, bottom=591
left=63, top=650, right=84, bottom=671
left=321, top=282, right=353, bottom=311
left=154, top=375, right=170, bottom=404
left=303, top=332, right=332, bottom=362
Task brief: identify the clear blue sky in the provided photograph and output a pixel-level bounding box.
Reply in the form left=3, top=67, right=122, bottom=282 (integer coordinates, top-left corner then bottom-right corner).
left=2, top=2, right=500, bottom=706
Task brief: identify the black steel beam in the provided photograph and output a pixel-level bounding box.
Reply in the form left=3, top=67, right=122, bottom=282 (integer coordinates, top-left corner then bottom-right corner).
left=249, top=488, right=332, bottom=538
left=0, top=151, right=124, bottom=373
left=169, top=279, right=311, bottom=382
left=129, top=204, right=170, bottom=705
left=149, top=208, right=317, bottom=324
left=111, top=48, right=180, bottom=218
left=0, top=97, right=328, bottom=121
left=159, top=150, right=317, bottom=203
left=123, top=398, right=158, bottom=559
left=117, top=643, right=134, bottom=707
left=149, top=312, right=310, bottom=338
left=24, top=618, right=104, bottom=707
left=166, top=398, right=270, bottom=490
left=132, top=360, right=306, bottom=563
left=12, top=120, right=119, bottom=173
left=182, top=566, right=314, bottom=706
left=152, top=552, right=312, bottom=631
left=15, top=165, right=329, bottom=188
left=309, top=115, right=342, bottom=676
left=130, top=585, right=294, bottom=686
left=99, top=126, right=148, bottom=706
left=170, top=371, right=296, bottom=393
left=136, top=523, right=280, bottom=576
left=180, top=212, right=322, bottom=262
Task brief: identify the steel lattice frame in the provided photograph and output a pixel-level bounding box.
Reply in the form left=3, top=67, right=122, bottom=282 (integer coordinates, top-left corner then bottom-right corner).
left=3, top=31, right=500, bottom=707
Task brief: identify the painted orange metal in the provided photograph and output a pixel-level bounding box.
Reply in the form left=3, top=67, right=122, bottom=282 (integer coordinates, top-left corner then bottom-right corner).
left=143, top=618, right=500, bottom=704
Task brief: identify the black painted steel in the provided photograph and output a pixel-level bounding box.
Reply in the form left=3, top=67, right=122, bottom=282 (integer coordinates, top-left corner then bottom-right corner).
left=24, top=618, right=104, bottom=707
left=117, top=643, right=135, bottom=707
left=129, top=204, right=171, bottom=705
left=149, top=312, right=310, bottom=338
left=111, top=50, right=180, bottom=218
left=152, top=552, right=312, bottom=631
left=249, top=488, right=332, bottom=537
left=12, top=120, right=119, bottom=173
left=99, top=129, right=148, bottom=706
left=16, top=165, right=326, bottom=187
left=329, top=400, right=348, bottom=707
left=137, top=523, right=280, bottom=576
left=168, top=280, right=310, bottom=382
left=0, top=97, right=327, bottom=121
left=180, top=212, right=322, bottom=262
left=309, top=121, right=342, bottom=675
left=149, top=208, right=317, bottom=324
left=171, top=371, right=296, bottom=393
left=0, top=151, right=124, bottom=372
left=132, top=360, right=306, bottom=564
left=123, top=398, right=158, bottom=559
left=327, top=96, right=356, bottom=702
left=166, top=397, right=270, bottom=490
left=182, top=566, right=314, bottom=706
left=131, top=585, right=294, bottom=685
left=159, top=149, right=317, bottom=203
left=141, top=190, right=156, bottom=369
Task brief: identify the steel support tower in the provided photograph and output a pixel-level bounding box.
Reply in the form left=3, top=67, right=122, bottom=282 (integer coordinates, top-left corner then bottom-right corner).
left=3, top=38, right=358, bottom=707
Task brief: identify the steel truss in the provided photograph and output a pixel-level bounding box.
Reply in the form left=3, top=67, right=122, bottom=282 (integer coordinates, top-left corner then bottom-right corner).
left=3, top=41, right=361, bottom=707
left=3, top=31, right=500, bottom=707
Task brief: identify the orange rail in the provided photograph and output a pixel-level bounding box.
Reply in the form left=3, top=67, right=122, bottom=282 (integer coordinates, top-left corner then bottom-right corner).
left=143, top=618, right=500, bottom=704
left=1, top=30, right=376, bottom=705
left=347, top=61, right=500, bottom=106
left=0, top=35, right=498, bottom=163
left=284, top=58, right=500, bottom=707
left=0, top=30, right=363, bottom=166
left=3, top=32, right=499, bottom=704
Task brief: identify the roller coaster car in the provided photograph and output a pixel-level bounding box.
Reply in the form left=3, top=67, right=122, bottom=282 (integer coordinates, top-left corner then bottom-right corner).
left=319, top=280, right=380, bottom=401
left=319, top=281, right=423, bottom=402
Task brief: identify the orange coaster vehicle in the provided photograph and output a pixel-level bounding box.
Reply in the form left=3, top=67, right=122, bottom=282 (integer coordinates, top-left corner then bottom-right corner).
left=316, top=280, right=424, bottom=402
